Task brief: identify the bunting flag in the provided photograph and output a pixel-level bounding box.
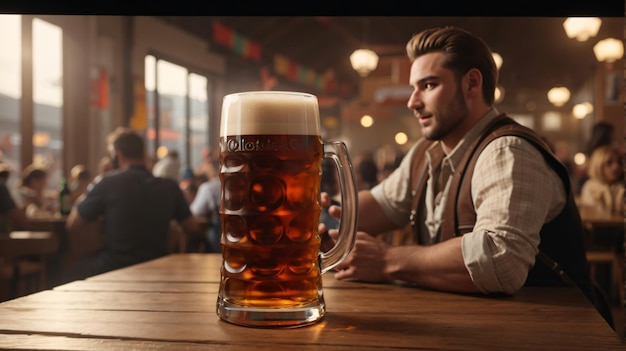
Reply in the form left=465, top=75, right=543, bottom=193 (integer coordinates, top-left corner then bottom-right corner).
left=212, top=21, right=262, bottom=62
left=287, top=61, right=298, bottom=81
left=212, top=21, right=232, bottom=47
left=274, top=55, right=289, bottom=76
left=247, top=42, right=261, bottom=61
left=306, top=70, right=315, bottom=85
left=212, top=21, right=350, bottom=96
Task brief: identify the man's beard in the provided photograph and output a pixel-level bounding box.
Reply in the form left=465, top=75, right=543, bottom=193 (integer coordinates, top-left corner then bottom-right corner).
left=423, top=87, right=469, bottom=141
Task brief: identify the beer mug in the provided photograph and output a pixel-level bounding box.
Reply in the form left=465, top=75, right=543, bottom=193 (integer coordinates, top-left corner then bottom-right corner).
left=216, top=91, right=358, bottom=327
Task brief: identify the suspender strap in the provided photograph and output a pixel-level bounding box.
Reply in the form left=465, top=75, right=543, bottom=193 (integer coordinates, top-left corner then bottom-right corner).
left=409, top=139, right=434, bottom=244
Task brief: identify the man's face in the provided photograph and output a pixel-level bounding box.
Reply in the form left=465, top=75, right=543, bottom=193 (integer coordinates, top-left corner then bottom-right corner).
left=407, top=52, right=469, bottom=143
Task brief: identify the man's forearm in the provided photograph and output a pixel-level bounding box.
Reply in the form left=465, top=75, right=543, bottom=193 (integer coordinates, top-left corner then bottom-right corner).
left=357, top=190, right=398, bottom=234
left=385, top=237, right=480, bottom=293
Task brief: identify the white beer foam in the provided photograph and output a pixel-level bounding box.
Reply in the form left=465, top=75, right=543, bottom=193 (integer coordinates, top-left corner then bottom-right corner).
left=221, top=91, right=321, bottom=136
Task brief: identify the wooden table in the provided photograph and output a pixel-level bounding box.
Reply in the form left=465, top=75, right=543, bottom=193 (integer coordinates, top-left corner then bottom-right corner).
left=25, top=214, right=72, bottom=288
left=0, top=253, right=622, bottom=350
left=0, top=231, right=59, bottom=300
left=578, top=205, right=624, bottom=228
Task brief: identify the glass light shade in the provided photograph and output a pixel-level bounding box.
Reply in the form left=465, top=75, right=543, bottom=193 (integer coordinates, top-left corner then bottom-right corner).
left=494, top=85, right=505, bottom=103
left=593, top=38, right=624, bottom=63
left=360, top=115, right=374, bottom=127
left=350, top=49, right=379, bottom=77
left=572, top=102, right=593, bottom=119
left=547, top=87, right=570, bottom=107
left=563, top=17, right=602, bottom=41
left=492, top=52, right=503, bottom=70
left=395, top=132, right=408, bottom=145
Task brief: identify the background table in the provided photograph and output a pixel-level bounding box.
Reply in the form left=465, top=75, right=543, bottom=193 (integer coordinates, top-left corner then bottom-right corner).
left=25, top=214, right=71, bottom=288
left=0, top=231, right=58, bottom=300
left=0, top=253, right=622, bottom=350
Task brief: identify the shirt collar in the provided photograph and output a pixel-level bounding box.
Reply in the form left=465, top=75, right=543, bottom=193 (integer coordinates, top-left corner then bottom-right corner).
left=425, top=107, right=500, bottom=173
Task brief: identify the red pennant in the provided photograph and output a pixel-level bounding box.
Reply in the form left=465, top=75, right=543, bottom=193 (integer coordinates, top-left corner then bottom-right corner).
left=212, top=21, right=233, bottom=47
left=287, top=61, right=298, bottom=81
left=247, top=42, right=261, bottom=61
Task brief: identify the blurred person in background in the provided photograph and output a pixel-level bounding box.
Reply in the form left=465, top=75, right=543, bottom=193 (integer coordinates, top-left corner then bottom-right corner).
left=66, top=127, right=202, bottom=280
left=580, top=121, right=618, bottom=191
left=0, top=162, right=10, bottom=185
left=356, top=157, right=380, bottom=191
left=69, top=164, right=93, bottom=204
left=586, top=121, right=615, bottom=157
left=579, top=145, right=624, bottom=215
left=97, top=155, right=114, bottom=176
left=14, top=164, right=55, bottom=217
left=0, top=162, right=27, bottom=234
left=194, top=146, right=219, bottom=182
left=152, top=149, right=181, bottom=182
left=189, top=177, right=221, bottom=253
left=179, top=177, right=199, bottom=205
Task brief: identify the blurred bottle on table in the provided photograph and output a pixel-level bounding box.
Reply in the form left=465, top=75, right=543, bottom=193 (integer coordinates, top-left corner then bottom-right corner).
left=58, top=176, right=72, bottom=216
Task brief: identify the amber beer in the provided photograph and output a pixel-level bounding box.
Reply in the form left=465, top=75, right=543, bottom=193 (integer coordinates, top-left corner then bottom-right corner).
left=217, top=91, right=357, bottom=327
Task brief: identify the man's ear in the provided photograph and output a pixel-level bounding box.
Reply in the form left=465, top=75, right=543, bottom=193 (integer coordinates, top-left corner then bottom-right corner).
left=464, top=68, right=483, bottom=97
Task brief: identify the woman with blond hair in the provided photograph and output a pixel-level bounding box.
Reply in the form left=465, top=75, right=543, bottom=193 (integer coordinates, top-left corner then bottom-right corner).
left=580, top=145, right=624, bottom=215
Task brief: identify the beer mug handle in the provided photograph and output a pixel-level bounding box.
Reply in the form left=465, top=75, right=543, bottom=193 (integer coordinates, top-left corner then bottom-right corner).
left=319, top=141, right=358, bottom=274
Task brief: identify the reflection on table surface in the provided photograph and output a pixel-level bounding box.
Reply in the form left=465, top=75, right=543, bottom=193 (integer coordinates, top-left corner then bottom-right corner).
left=0, top=253, right=622, bottom=350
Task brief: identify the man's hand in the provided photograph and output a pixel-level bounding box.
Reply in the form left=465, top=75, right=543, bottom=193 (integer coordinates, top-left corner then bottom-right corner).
left=328, top=229, right=392, bottom=283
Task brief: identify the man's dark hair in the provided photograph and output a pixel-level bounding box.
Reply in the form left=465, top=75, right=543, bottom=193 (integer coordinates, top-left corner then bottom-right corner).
left=586, top=121, right=614, bottom=156
left=20, top=165, right=47, bottom=187
left=107, top=127, right=145, bottom=160
left=406, top=26, right=498, bottom=105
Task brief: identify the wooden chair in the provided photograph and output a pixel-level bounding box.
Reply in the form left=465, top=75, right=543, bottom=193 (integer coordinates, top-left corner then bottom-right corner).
left=586, top=251, right=624, bottom=299
left=0, top=231, right=59, bottom=301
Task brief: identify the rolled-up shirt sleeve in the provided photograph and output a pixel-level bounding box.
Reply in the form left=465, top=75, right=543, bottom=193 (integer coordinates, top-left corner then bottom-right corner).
left=461, top=136, right=566, bottom=294
left=370, top=141, right=421, bottom=227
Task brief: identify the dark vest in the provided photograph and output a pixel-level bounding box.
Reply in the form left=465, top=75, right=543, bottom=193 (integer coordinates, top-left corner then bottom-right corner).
left=409, top=114, right=592, bottom=296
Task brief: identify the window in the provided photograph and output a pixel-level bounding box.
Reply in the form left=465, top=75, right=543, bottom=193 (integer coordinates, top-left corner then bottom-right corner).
left=32, top=18, right=63, bottom=191
left=145, top=55, right=209, bottom=176
left=0, top=15, right=22, bottom=191
left=0, top=16, right=63, bottom=193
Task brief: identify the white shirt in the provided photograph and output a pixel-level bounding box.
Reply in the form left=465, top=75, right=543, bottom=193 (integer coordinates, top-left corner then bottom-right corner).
left=152, top=156, right=181, bottom=182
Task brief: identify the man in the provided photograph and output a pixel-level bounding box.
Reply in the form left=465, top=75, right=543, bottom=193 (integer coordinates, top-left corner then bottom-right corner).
left=66, top=127, right=200, bottom=279
left=322, top=27, right=603, bottom=321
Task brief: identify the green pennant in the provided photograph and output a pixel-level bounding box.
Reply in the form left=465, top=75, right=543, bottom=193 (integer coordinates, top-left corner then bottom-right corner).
left=232, top=33, right=246, bottom=57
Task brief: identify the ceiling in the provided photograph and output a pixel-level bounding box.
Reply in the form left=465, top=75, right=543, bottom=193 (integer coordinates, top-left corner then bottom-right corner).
left=159, top=16, right=623, bottom=110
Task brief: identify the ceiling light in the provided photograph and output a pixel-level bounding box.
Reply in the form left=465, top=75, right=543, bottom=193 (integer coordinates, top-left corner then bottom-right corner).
left=360, top=115, right=374, bottom=127
left=572, top=102, right=593, bottom=119
left=563, top=17, right=602, bottom=42
left=547, top=87, right=570, bottom=107
left=494, top=85, right=505, bottom=103
left=395, top=132, right=408, bottom=145
left=350, top=49, right=379, bottom=77
left=593, top=38, right=624, bottom=63
left=492, top=52, right=503, bottom=70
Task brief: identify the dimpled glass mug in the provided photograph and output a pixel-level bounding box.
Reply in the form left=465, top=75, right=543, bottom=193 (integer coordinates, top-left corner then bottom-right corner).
left=216, top=91, right=358, bottom=327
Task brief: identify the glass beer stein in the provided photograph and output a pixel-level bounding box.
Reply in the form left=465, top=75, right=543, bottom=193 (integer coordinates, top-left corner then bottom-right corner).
left=216, top=91, right=358, bottom=327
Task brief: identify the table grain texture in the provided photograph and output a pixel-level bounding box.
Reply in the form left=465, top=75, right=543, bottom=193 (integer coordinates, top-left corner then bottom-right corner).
left=0, top=253, right=622, bottom=350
